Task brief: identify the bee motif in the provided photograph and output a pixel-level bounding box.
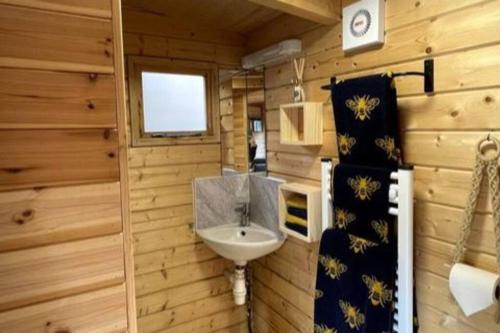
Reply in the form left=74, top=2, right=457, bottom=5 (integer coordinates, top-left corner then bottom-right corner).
left=318, top=255, right=348, bottom=280
left=375, top=136, right=399, bottom=161
left=371, top=220, right=389, bottom=244
left=335, top=208, right=356, bottom=229
left=345, top=95, right=380, bottom=121
left=339, top=300, right=365, bottom=330
left=348, top=234, right=377, bottom=254
left=314, top=324, right=337, bottom=333
left=347, top=176, right=381, bottom=201
left=337, top=133, right=356, bottom=155
left=315, top=289, right=324, bottom=300
left=362, top=275, right=393, bottom=307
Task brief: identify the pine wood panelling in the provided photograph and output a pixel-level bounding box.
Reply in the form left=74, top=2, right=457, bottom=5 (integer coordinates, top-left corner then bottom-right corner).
left=267, top=152, right=323, bottom=180
left=220, top=98, right=234, bottom=116
left=270, top=87, right=500, bottom=131
left=136, top=276, right=232, bottom=319
left=248, top=0, right=340, bottom=25
left=416, top=270, right=499, bottom=333
left=253, top=1, right=500, bottom=332
left=245, top=14, right=318, bottom=53
left=0, top=4, right=114, bottom=73
left=220, top=79, right=234, bottom=100
left=129, top=163, right=221, bottom=189
left=221, top=115, right=235, bottom=132
left=0, top=68, right=117, bottom=129
left=253, top=279, right=312, bottom=333
left=124, top=33, right=168, bottom=58
left=0, top=129, right=119, bottom=190
left=134, top=243, right=218, bottom=276
left=415, top=202, right=496, bottom=256
left=128, top=144, right=221, bottom=168
left=0, top=234, right=125, bottom=311
left=134, top=258, right=230, bottom=297
left=157, top=307, right=247, bottom=333
left=414, top=166, right=492, bottom=213
left=0, top=0, right=132, bottom=331
left=303, top=1, right=500, bottom=84
left=123, top=8, right=244, bottom=331
left=233, top=94, right=249, bottom=171
left=404, top=131, right=500, bottom=169
left=0, top=182, right=122, bottom=252
left=0, top=284, right=127, bottom=333
left=133, top=224, right=197, bottom=254
left=253, top=262, right=313, bottom=316
left=214, top=322, right=248, bottom=333
left=138, top=293, right=236, bottom=333
left=130, top=184, right=193, bottom=212
left=131, top=204, right=192, bottom=226
left=122, top=0, right=281, bottom=35
left=122, top=9, right=245, bottom=47
left=132, top=210, right=192, bottom=234
left=0, top=0, right=112, bottom=18
left=253, top=297, right=301, bottom=333
left=384, top=0, right=488, bottom=31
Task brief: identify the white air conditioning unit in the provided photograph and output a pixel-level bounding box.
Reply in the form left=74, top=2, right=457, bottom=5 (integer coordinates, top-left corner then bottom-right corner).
left=242, top=39, right=302, bottom=69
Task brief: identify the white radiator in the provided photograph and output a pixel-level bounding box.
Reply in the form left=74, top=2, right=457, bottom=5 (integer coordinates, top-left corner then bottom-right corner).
left=320, top=159, right=414, bottom=333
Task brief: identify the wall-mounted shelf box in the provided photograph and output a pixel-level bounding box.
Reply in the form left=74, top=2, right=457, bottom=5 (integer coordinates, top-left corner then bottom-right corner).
left=279, top=182, right=322, bottom=243
left=279, top=102, right=323, bottom=145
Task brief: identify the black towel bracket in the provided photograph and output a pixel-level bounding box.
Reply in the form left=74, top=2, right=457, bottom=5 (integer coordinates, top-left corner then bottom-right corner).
left=320, top=58, right=434, bottom=94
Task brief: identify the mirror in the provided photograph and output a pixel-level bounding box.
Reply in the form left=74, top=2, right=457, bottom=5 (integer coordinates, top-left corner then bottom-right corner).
left=219, top=67, right=266, bottom=175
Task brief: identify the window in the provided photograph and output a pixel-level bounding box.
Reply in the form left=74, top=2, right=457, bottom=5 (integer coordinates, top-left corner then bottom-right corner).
left=128, top=57, right=219, bottom=146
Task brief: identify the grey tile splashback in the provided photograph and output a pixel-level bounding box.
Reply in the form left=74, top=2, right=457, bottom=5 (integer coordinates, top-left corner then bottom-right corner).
left=194, top=174, right=284, bottom=239
left=194, top=174, right=249, bottom=230
left=249, top=174, right=283, bottom=236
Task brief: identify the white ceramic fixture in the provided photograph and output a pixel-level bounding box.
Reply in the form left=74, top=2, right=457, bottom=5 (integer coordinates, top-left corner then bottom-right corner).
left=196, top=223, right=285, bottom=305
left=196, top=223, right=284, bottom=266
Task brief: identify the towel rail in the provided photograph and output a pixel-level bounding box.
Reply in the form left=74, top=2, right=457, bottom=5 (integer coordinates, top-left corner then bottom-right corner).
left=320, top=159, right=415, bottom=333
left=320, top=59, right=434, bottom=94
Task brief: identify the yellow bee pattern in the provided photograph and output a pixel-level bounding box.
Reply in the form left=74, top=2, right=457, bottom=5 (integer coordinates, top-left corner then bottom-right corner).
left=345, top=95, right=380, bottom=121
left=371, top=220, right=389, bottom=244
left=348, top=234, right=378, bottom=254
left=362, top=275, right=393, bottom=307
left=339, top=300, right=366, bottom=330
left=335, top=208, right=356, bottom=229
left=337, top=133, right=356, bottom=155
left=318, top=255, right=348, bottom=280
left=314, top=324, right=337, bottom=333
left=375, top=136, right=399, bottom=161
left=347, top=176, right=381, bottom=200
left=315, top=289, right=324, bottom=300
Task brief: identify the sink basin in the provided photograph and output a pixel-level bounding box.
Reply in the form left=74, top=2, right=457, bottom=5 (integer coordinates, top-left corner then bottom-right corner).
left=196, top=223, right=285, bottom=265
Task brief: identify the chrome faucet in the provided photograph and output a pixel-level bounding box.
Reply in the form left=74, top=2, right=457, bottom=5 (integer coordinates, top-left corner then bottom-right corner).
left=234, top=202, right=250, bottom=227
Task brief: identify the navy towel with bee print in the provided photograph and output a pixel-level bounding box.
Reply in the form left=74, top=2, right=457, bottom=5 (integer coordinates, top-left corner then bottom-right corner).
left=332, top=74, right=401, bottom=168
left=332, top=164, right=396, bottom=245
left=314, top=73, right=419, bottom=333
left=315, top=230, right=396, bottom=333
left=314, top=165, right=397, bottom=333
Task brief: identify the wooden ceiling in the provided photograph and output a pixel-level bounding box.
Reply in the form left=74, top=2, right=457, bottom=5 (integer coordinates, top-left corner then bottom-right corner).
left=122, top=0, right=282, bottom=34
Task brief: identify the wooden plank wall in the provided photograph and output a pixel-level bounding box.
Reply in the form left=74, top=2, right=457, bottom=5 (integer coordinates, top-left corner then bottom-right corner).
left=220, top=78, right=236, bottom=169
left=122, top=7, right=249, bottom=333
left=248, top=0, right=500, bottom=332
left=0, top=0, right=135, bottom=332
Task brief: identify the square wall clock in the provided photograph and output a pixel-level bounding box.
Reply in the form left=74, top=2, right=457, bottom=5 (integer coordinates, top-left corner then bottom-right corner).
left=342, top=0, right=385, bottom=52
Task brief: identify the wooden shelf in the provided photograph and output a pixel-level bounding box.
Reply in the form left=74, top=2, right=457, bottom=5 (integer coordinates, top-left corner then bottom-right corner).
left=279, top=183, right=322, bottom=242
left=279, top=102, right=323, bottom=145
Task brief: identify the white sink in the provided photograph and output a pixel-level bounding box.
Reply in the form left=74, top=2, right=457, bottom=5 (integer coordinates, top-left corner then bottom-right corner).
left=196, top=223, right=285, bottom=266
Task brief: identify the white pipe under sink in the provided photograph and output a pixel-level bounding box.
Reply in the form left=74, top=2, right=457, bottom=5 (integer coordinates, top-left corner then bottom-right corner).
left=225, top=264, right=247, bottom=305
